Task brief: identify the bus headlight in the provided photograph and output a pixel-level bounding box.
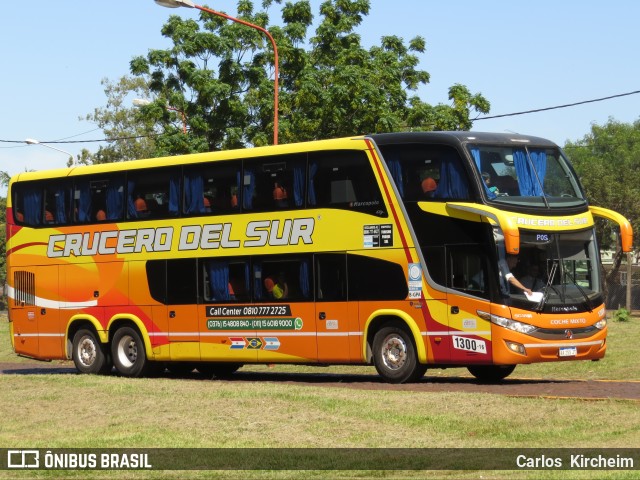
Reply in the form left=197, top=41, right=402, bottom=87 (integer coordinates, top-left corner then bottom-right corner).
left=489, top=313, right=537, bottom=334
left=595, top=318, right=607, bottom=330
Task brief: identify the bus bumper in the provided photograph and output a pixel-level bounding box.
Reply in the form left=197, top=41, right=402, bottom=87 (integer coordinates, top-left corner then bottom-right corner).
left=490, top=326, right=607, bottom=365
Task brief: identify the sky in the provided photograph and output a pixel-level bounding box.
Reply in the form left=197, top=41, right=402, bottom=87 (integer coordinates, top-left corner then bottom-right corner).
left=1, top=0, right=639, bottom=188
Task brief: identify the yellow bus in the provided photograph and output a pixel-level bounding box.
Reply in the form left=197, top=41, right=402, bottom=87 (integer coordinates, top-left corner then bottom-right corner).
left=6, top=132, right=632, bottom=383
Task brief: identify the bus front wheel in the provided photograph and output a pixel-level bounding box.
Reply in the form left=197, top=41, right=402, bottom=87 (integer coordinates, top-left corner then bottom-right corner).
left=111, top=326, right=148, bottom=378
left=467, top=365, right=516, bottom=383
left=373, top=326, right=426, bottom=384
left=72, top=329, right=112, bottom=375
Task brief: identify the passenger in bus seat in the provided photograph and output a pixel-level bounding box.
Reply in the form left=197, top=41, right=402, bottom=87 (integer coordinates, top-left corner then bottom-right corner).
left=273, top=182, right=288, bottom=208
left=482, top=172, right=499, bottom=195
left=264, top=274, right=288, bottom=300
left=135, top=194, right=148, bottom=213
left=421, top=177, right=437, bottom=198
left=45, top=210, right=54, bottom=223
left=96, top=209, right=106, bottom=221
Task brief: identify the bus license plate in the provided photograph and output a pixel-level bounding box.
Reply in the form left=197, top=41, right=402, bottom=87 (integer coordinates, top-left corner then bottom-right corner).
left=452, top=336, right=487, bottom=354
left=559, top=347, right=577, bottom=357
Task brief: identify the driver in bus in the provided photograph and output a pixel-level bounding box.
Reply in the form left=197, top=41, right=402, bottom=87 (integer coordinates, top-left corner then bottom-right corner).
left=498, top=254, right=533, bottom=297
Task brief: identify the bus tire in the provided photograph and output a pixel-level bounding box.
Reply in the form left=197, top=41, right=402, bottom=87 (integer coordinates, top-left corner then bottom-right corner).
left=72, top=328, right=112, bottom=375
left=196, top=363, right=242, bottom=379
left=467, top=365, right=516, bottom=383
left=111, top=326, right=148, bottom=378
left=372, top=325, right=424, bottom=384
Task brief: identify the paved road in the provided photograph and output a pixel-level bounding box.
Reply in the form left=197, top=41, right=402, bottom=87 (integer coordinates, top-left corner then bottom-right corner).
left=2, top=362, right=639, bottom=401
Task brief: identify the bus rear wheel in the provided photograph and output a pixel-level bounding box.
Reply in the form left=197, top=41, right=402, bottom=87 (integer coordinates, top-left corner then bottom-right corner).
left=373, top=326, right=426, bottom=384
left=72, top=329, right=112, bottom=374
left=467, top=365, right=516, bottom=383
left=111, top=326, right=148, bottom=378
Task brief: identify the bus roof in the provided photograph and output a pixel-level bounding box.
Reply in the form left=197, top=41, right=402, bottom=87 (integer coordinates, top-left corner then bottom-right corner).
left=369, top=131, right=559, bottom=149
left=8, top=135, right=368, bottom=185
left=9, top=131, right=559, bottom=186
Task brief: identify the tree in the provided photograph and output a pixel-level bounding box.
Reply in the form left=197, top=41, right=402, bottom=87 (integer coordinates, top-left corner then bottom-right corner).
left=565, top=118, right=640, bottom=250
left=564, top=117, right=640, bottom=290
left=113, top=0, right=490, bottom=155
left=0, top=172, right=9, bottom=293
left=81, top=76, right=159, bottom=164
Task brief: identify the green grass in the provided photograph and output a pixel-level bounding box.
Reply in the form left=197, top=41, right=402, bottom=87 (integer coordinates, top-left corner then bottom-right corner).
left=1, top=314, right=639, bottom=479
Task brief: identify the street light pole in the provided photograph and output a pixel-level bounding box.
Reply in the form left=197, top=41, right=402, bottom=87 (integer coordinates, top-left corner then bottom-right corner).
left=154, top=0, right=279, bottom=145
left=24, top=138, right=74, bottom=166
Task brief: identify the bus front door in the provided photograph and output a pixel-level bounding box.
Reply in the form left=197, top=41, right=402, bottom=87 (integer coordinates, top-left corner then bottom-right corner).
left=446, top=246, right=494, bottom=365
left=314, top=254, right=354, bottom=363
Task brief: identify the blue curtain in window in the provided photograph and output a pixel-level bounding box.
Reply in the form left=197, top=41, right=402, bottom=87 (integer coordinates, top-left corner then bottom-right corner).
left=387, top=155, right=404, bottom=198
left=434, top=154, right=470, bottom=199
left=54, top=186, right=67, bottom=224
left=127, top=180, right=138, bottom=218
left=106, top=178, right=124, bottom=220
left=299, top=259, right=310, bottom=299
left=23, top=187, right=42, bottom=225
left=529, top=150, right=547, bottom=195
left=206, top=261, right=229, bottom=301
left=242, top=169, right=255, bottom=210
left=308, top=162, right=318, bottom=206
left=169, top=175, right=180, bottom=215
left=470, top=148, right=497, bottom=200
left=77, top=181, right=92, bottom=222
left=514, top=149, right=546, bottom=196
left=293, top=163, right=304, bottom=207
left=184, top=171, right=204, bottom=214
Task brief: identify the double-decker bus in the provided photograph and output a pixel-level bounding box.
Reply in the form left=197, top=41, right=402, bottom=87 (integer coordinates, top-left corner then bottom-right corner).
left=6, top=132, right=632, bottom=383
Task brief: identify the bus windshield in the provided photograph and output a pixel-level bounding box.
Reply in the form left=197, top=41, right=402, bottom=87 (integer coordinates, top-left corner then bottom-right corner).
left=469, top=145, right=586, bottom=208
left=497, top=229, right=602, bottom=312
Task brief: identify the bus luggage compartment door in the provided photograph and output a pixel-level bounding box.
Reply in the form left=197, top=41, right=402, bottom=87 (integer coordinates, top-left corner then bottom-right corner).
left=10, top=269, right=39, bottom=358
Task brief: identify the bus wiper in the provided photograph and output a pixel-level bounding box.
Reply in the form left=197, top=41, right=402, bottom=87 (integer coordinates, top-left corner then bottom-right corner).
left=565, top=269, right=594, bottom=313
left=536, top=261, right=558, bottom=312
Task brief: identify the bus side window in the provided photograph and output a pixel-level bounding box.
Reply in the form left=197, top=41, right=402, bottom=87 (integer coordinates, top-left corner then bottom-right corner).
left=308, top=150, right=387, bottom=216
left=347, top=254, right=407, bottom=301
left=254, top=256, right=311, bottom=302
left=202, top=259, right=250, bottom=303
left=14, top=184, right=43, bottom=226
left=187, top=161, right=241, bottom=216
left=128, top=167, right=181, bottom=220
left=243, top=154, right=306, bottom=212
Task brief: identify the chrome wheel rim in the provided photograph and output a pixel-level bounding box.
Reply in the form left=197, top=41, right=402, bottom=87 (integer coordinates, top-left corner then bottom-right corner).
left=78, top=336, right=97, bottom=367
left=116, top=335, right=137, bottom=368
left=381, top=334, right=407, bottom=371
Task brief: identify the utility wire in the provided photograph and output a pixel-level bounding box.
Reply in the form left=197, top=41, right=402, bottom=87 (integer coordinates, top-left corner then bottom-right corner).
left=474, top=89, right=640, bottom=120
left=1, top=90, right=639, bottom=144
